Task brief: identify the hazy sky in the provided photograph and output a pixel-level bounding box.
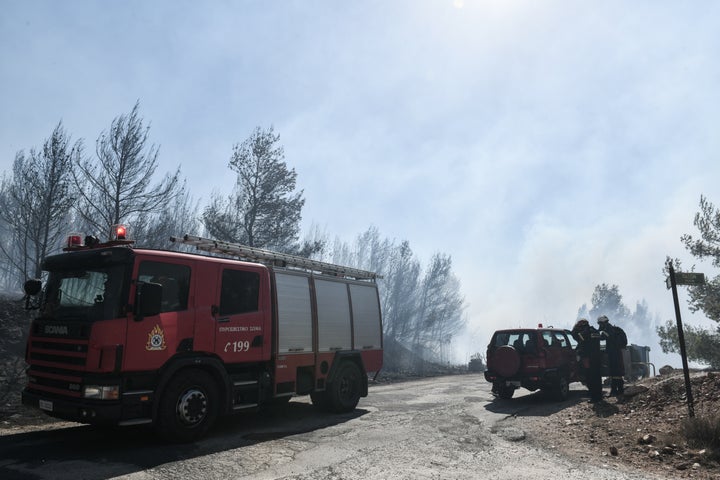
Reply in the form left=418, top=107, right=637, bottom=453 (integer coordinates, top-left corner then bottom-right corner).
left=2, top=1, right=719, bottom=367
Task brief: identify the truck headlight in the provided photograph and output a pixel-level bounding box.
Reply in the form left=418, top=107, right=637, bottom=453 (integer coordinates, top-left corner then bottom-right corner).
left=83, top=385, right=120, bottom=400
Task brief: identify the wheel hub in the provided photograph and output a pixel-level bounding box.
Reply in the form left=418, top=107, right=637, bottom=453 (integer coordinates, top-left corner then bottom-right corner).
left=339, top=374, right=357, bottom=400
left=177, top=388, right=207, bottom=425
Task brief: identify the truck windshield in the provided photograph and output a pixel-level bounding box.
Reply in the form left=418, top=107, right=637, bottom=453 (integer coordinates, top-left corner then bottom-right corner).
left=42, top=265, right=127, bottom=322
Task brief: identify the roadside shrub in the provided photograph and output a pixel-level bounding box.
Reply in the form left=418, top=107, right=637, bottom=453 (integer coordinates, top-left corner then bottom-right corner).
left=0, top=294, right=31, bottom=417
left=682, top=414, right=720, bottom=460
left=468, top=353, right=485, bottom=373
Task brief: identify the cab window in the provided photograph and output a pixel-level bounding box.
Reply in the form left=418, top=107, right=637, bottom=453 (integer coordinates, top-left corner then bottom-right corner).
left=219, top=269, right=260, bottom=315
left=138, top=261, right=191, bottom=312
left=553, top=332, right=569, bottom=348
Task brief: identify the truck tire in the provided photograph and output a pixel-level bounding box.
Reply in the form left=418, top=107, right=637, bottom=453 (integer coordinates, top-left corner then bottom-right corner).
left=310, top=391, right=330, bottom=411
left=327, top=361, right=362, bottom=413
left=553, top=376, right=570, bottom=401
left=156, top=368, right=219, bottom=443
left=494, top=382, right=515, bottom=400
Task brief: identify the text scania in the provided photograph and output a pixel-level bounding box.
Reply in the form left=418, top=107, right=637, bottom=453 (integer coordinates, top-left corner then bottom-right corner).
left=44, top=325, right=69, bottom=335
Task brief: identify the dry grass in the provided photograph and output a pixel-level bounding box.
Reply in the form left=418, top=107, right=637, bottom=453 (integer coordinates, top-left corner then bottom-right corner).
left=682, top=414, right=720, bottom=459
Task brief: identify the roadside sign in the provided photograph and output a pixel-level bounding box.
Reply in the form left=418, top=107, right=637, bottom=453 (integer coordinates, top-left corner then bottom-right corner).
left=674, top=272, right=705, bottom=287
left=666, top=265, right=702, bottom=417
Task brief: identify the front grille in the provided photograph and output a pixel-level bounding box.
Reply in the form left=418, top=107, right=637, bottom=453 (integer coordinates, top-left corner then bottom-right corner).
left=30, top=351, right=86, bottom=366
left=32, top=341, right=88, bottom=353
left=26, top=320, right=91, bottom=398
left=28, top=336, right=89, bottom=368
left=26, top=368, right=83, bottom=397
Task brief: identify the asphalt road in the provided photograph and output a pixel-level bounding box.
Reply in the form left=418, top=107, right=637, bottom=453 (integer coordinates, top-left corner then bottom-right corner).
left=0, top=375, right=660, bottom=479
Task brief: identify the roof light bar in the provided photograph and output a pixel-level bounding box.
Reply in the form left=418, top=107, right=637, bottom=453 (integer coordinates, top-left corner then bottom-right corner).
left=112, top=224, right=128, bottom=241
left=67, top=233, right=84, bottom=248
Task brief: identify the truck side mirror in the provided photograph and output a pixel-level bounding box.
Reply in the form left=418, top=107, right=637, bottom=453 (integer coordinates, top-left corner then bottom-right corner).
left=23, top=279, right=43, bottom=310
left=135, top=282, right=162, bottom=321
left=24, top=279, right=42, bottom=296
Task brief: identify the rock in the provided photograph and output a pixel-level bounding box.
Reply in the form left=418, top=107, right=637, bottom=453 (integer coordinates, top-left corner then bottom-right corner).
left=661, top=446, right=676, bottom=455
left=638, top=434, right=656, bottom=445
left=659, top=365, right=674, bottom=375
left=609, top=446, right=618, bottom=456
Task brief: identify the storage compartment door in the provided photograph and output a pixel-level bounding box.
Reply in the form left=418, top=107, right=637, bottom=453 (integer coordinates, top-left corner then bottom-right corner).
left=315, top=279, right=351, bottom=352
left=275, top=273, right=312, bottom=354
left=349, top=284, right=382, bottom=350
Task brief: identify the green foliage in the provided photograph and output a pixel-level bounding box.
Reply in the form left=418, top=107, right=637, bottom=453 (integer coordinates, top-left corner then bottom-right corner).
left=589, top=283, right=630, bottom=321
left=656, top=320, right=720, bottom=369
left=203, top=126, right=305, bottom=253
left=577, top=283, right=652, bottom=330
left=686, top=276, right=720, bottom=322
left=658, top=195, right=720, bottom=367
left=681, top=195, right=720, bottom=268
left=680, top=195, right=720, bottom=322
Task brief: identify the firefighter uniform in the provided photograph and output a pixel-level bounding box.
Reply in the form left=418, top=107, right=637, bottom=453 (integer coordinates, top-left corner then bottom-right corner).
left=571, top=318, right=603, bottom=403
left=598, top=315, right=628, bottom=396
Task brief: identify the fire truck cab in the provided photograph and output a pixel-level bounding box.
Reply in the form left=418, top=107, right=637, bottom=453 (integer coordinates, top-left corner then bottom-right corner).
left=22, top=231, right=383, bottom=442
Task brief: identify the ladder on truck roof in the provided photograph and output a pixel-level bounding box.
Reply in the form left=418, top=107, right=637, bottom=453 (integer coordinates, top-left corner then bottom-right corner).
left=169, top=234, right=381, bottom=281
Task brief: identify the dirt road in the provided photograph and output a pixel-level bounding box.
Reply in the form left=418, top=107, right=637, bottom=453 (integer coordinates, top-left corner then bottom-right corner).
left=0, top=374, right=661, bottom=479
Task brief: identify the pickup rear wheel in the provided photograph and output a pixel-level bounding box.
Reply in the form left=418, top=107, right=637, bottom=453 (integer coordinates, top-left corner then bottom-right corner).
left=553, top=376, right=570, bottom=401
left=327, top=361, right=362, bottom=413
left=156, top=369, right=219, bottom=443
left=494, top=382, right=515, bottom=400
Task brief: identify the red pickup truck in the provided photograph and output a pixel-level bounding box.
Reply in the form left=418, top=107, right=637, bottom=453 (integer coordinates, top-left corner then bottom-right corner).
left=484, top=327, right=581, bottom=401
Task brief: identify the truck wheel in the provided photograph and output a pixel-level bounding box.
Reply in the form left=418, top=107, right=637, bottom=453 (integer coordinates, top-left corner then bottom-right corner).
left=495, top=383, right=515, bottom=400
left=553, top=376, right=570, bottom=401
left=327, top=361, right=362, bottom=413
left=310, top=391, right=330, bottom=411
left=156, top=369, right=219, bottom=443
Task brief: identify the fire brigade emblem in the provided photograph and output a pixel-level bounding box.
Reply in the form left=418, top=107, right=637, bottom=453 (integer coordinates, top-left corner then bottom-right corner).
left=146, top=325, right=167, bottom=351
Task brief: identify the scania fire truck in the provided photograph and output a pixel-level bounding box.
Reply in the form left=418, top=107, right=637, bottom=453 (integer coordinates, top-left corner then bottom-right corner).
left=21, top=228, right=383, bottom=442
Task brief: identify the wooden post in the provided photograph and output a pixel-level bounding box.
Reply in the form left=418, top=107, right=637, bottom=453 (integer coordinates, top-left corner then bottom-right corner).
left=668, top=264, right=695, bottom=418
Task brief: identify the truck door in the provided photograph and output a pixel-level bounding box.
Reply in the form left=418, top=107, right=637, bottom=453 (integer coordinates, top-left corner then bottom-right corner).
left=553, top=331, right=579, bottom=380
left=213, top=266, right=266, bottom=363
left=125, top=259, right=194, bottom=372
left=541, top=331, right=562, bottom=366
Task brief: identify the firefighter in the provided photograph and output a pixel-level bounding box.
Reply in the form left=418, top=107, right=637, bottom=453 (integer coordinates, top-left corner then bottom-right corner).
left=571, top=318, right=603, bottom=403
left=597, top=315, right=628, bottom=396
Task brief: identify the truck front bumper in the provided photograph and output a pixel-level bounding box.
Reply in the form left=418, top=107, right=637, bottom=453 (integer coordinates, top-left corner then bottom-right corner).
left=22, top=388, right=127, bottom=425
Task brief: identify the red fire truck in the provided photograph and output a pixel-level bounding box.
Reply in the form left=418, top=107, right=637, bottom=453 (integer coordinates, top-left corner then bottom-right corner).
left=22, top=228, right=383, bottom=442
